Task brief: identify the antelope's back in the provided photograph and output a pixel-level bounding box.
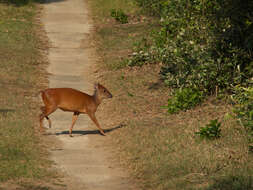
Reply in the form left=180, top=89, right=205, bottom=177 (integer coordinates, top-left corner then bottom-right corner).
left=45, top=88, right=92, bottom=112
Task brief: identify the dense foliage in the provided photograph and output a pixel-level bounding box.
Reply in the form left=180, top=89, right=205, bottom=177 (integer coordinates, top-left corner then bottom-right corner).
left=232, top=86, right=253, bottom=149
left=110, top=9, right=128, bottom=24
left=134, top=0, right=167, bottom=16
left=165, top=88, right=203, bottom=114
left=130, top=0, right=253, bottom=94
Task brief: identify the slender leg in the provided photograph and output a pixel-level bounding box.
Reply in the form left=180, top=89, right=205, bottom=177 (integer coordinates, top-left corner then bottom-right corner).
left=87, top=112, right=106, bottom=136
left=69, top=112, right=79, bottom=137
left=40, top=114, right=45, bottom=132
left=40, top=106, right=46, bottom=132
left=45, top=116, right=52, bottom=128
left=40, top=106, right=56, bottom=133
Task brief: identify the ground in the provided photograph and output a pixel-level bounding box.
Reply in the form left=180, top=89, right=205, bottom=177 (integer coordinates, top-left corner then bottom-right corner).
left=40, top=0, right=138, bottom=189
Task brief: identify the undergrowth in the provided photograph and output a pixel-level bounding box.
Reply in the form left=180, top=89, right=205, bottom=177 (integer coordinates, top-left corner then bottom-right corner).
left=129, top=0, right=253, bottom=92
left=195, top=119, right=222, bottom=139
left=165, top=88, right=203, bottom=114
left=110, top=9, right=128, bottom=24
left=125, top=0, right=253, bottom=115
left=232, top=86, right=253, bottom=151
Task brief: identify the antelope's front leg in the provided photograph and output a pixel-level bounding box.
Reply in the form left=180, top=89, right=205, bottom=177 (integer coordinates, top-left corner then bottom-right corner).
left=87, top=112, right=106, bottom=136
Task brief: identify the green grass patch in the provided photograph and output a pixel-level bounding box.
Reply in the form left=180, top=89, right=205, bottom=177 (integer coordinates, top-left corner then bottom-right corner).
left=0, top=2, right=55, bottom=186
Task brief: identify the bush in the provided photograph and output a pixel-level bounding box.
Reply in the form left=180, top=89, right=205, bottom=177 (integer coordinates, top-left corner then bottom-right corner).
left=232, top=87, right=253, bottom=129
left=131, top=0, right=253, bottom=94
left=195, top=119, right=222, bottom=139
left=110, top=9, right=128, bottom=24
left=126, top=37, right=158, bottom=66
left=134, top=0, right=167, bottom=16
left=232, top=86, right=253, bottom=149
left=160, top=0, right=253, bottom=93
left=127, top=50, right=150, bottom=66
left=165, top=88, right=203, bottom=114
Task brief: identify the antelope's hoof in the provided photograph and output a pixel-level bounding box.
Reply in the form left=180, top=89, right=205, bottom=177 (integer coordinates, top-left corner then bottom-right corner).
left=100, top=131, right=106, bottom=136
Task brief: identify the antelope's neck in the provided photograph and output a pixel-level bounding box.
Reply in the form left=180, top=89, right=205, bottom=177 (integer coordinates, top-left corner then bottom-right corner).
left=93, top=90, right=102, bottom=106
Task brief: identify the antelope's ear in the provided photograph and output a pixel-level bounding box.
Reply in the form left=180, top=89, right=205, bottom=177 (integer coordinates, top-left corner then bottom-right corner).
left=94, top=82, right=99, bottom=90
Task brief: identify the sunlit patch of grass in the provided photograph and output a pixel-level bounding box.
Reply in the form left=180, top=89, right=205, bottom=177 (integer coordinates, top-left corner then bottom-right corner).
left=0, top=2, right=54, bottom=186
left=0, top=107, right=50, bottom=182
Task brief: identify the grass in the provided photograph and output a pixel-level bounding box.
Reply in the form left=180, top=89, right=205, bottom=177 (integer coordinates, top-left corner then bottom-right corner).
left=97, top=23, right=155, bottom=70
left=89, top=0, right=253, bottom=189
left=90, top=0, right=138, bottom=22
left=0, top=2, right=61, bottom=189
left=89, top=0, right=158, bottom=70
left=98, top=66, right=253, bottom=190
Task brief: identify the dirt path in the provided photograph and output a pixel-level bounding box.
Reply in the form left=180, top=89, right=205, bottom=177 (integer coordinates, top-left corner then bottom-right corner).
left=41, top=0, right=136, bottom=189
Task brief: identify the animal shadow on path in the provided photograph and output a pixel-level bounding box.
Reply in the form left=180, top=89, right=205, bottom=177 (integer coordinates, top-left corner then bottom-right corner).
left=45, top=124, right=125, bottom=136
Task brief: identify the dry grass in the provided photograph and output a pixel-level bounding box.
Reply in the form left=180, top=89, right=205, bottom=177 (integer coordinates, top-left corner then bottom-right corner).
left=97, top=65, right=253, bottom=190
left=89, top=0, right=253, bottom=189
left=88, top=0, right=158, bottom=70
left=0, top=2, right=64, bottom=189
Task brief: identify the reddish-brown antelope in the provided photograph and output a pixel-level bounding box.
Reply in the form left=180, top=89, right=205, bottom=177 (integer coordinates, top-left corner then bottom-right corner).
left=39, top=83, right=112, bottom=136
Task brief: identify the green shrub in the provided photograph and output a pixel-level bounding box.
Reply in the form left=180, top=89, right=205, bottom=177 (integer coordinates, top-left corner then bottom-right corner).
left=110, top=9, right=128, bottom=24
left=127, top=50, right=150, bottom=66
left=133, top=0, right=167, bottom=16
left=131, top=0, right=253, bottom=94
left=232, top=86, right=253, bottom=149
left=195, top=119, right=221, bottom=139
left=126, top=37, right=157, bottom=66
left=232, top=86, right=253, bottom=129
left=165, top=88, right=203, bottom=114
left=159, top=0, right=253, bottom=93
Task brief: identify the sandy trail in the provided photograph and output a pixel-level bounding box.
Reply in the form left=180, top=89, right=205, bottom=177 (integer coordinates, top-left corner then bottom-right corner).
left=41, top=0, right=136, bottom=189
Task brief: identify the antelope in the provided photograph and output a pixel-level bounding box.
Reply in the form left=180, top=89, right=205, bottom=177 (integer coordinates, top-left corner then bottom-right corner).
left=39, top=83, right=112, bottom=136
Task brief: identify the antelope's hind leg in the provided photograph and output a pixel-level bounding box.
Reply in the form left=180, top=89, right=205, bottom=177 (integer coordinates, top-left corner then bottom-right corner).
left=69, top=112, right=80, bottom=137
left=40, top=106, right=56, bottom=132
left=45, top=116, right=52, bottom=128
